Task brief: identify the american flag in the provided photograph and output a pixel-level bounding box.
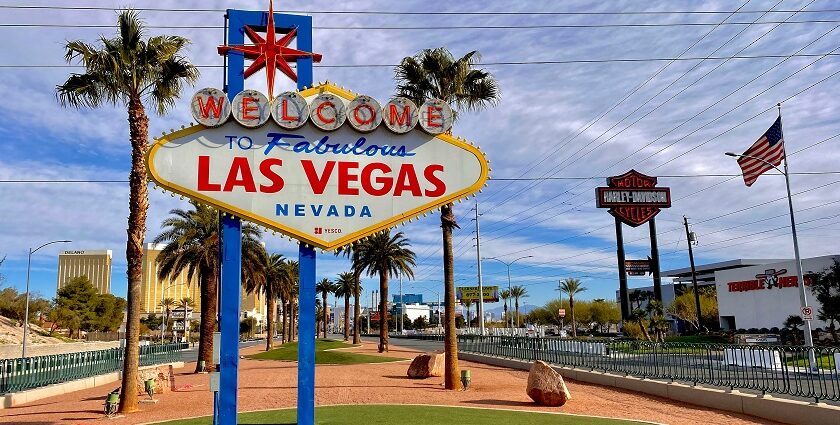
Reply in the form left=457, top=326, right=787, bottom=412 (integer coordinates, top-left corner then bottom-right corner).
left=737, top=117, right=785, bottom=187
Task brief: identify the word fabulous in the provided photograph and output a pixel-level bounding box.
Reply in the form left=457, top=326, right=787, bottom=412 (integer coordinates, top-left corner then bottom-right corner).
left=190, top=87, right=454, bottom=135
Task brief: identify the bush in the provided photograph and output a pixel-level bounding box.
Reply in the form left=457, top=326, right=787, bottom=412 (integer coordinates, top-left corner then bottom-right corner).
left=622, top=322, right=647, bottom=340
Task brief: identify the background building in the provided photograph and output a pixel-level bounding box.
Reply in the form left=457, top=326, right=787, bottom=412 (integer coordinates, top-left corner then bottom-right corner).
left=141, top=243, right=201, bottom=317
left=57, top=250, right=112, bottom=294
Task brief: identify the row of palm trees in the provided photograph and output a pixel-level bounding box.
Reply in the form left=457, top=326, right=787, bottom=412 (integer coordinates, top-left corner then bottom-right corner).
left=56, top=9, right=499, bottom=411
left=499, top=286, right=529, bottom=327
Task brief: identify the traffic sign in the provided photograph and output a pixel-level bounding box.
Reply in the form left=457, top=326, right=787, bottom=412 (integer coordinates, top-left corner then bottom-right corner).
left=801, top=306, right=814, bottom=321
left=558, top=308, right=566, bottom=318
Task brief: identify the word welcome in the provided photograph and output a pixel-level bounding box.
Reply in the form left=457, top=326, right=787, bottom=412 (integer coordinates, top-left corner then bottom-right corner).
left=191, top=86, right=454, bottom=135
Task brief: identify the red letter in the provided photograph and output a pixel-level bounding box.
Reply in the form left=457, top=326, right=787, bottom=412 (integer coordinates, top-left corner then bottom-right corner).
left=361, top=163, right=392, bottom=196
left=301, top=160, right=335, bottom=194
left=426, top=106, right=443, bottom=128
left=223, top=157, right=257, bottom=192
left=315, top=101, right=336, bottom=124
left=338, top=162, right=360, bottom=195
left=259, top=158, right=284, bottom=193
left=389, top=104, right=410, bottom=126
left=423, top=164, right=446, bottom=197
left=394, top=164, right=422, bottom=196
left=352, top=104, right=376, bottom=126
left=241, top=97, right=258, bottom=120
left=197, top=96, right=224, bottom=119
left=281, top=99, right=298, bottom=121
left=197, top=156, right=221, bottom=191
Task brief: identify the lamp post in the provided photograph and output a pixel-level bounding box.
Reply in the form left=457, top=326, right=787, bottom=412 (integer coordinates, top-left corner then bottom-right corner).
left=483, top=255, right=533, bottom=328
left=23, top=239, right=72, bottom=358
left=725, top=151, right=816, bottom=371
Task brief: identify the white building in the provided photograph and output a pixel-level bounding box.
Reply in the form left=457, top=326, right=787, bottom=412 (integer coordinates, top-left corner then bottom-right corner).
left=715, top=255, right=836, bottom=330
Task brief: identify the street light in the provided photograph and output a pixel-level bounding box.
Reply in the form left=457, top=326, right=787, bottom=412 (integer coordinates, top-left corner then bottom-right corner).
left=483, top=255, right=533, bottom=328
left=725, top=151, right=816, bottom=371
left=23, top=239, right=72, bottom=357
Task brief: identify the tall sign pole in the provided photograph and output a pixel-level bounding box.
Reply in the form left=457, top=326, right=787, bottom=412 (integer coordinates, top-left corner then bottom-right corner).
left=615, top=218, right=630, bottom=320
left=473, top=200, right=485, bottom=334
left=683, top=216, right=702, bottom=329
left=649, top=218, right=662, bottom=302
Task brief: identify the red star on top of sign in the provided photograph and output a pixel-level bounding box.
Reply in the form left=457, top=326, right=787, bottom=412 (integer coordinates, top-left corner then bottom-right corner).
left=217, top=0, right=322, bottom=98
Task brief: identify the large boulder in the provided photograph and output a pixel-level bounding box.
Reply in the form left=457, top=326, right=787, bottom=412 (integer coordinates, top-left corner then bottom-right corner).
left=526, top=360, right=571, bottom=406
left=406, top=353, right=444, bottom=378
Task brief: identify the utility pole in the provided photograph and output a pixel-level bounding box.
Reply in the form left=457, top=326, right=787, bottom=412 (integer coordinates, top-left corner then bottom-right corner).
left=683, top=216, right=702, bottom=330
left=472, top=201, right=485, bottom=335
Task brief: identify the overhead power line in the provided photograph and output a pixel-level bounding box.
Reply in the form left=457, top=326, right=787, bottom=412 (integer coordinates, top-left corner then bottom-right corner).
left=0, top=5, right=838, bottom=15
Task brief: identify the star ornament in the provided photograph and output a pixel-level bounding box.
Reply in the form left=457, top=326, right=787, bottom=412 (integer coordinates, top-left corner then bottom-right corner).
left=217, top=0, right=322, bottom=98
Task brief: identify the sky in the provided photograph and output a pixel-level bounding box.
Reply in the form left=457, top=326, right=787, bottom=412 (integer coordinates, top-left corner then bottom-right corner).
left=0, top=0, right=838, bottom=316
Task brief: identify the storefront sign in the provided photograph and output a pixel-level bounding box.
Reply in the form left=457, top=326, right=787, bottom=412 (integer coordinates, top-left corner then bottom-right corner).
left=625, top=258, right=652, bottom=276
left=456, top=286, right=500, bottom=302
left=147, top=83, right=489, bottom=250
left=726, top=268, right=814, bottom=292
left=596, top=170, right=671, bottom=227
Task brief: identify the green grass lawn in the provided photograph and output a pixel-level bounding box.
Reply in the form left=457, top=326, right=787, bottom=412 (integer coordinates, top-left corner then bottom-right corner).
left=153, top=405, right=652, bottom=425
left=247, top=339, right=405, bottom=365
left=785, top=353, right=836, bottom=369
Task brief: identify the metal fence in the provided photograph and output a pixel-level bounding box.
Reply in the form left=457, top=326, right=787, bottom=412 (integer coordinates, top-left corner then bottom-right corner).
left=395, top=334, right=840, bottom=402
left=0, top=342, right=186, bottom=394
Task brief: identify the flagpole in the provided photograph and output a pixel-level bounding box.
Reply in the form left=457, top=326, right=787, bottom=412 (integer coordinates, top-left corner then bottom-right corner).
left=778, top=104, right=817, bottom=372
left=726, top=105, right=816, bottom=372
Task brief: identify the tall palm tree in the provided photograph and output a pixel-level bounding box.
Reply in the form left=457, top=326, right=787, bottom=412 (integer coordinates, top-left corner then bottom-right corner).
left=153, top=201, right=263, bottom=373
left=176, top=297, right=194, bottom=341
left=500, top=289, right=511, bottom=326
left=278, top=259, right=299, bottom=342
left=558, top=278, right=587, bottom=338
left=510, top=286, right=528, bottom=327
left=395, top=47, right=499, bottom=390
left=56, top=10, right=198, bottom=413
left=336, top=243, right=363, bottom=344
left=462, top=299, right=473, bottom=327
left=334, top=272, right=355, bottom=341
left=159, top=297, right=176, bottom=339
left=316, top=278, right=336, bottom=338
left=355, top=231, right=416, bottom=353
left=246, top=252, right=284, bottom=351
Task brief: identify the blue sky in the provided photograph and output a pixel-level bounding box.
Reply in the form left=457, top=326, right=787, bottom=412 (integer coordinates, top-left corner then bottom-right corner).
left=0, top=0, right=838, bottom=315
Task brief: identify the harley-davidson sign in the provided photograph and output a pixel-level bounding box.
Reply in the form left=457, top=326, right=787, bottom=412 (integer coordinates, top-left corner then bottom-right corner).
left=147, top=83, right=489, bottom=250
left=596, top=170, right=671, bottom=227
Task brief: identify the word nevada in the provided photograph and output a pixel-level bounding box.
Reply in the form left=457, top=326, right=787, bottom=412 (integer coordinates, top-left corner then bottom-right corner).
left=191, top=87, right=454, bottom=135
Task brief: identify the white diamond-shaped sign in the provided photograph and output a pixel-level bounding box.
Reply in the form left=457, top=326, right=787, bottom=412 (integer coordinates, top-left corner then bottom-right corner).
left=147, top=83, right=489, bottom=250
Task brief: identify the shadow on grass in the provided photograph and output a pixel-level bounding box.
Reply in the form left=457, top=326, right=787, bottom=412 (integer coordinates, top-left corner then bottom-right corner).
left=463, top=399, right=538, bottom=407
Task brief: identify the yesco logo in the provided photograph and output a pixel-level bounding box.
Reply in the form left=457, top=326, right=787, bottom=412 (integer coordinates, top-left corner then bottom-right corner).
left=191, top=87, right=454, bottom=135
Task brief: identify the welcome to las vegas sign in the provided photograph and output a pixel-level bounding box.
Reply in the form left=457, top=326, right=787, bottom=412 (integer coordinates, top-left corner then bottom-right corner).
left=146, top=83, right=490, bottom=250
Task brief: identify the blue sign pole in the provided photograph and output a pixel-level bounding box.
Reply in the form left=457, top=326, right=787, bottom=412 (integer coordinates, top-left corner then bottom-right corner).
left=218, top=8, right=315, bottom=425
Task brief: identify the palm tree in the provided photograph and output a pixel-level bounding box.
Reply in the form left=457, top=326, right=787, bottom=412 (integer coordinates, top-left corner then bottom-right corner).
left=159, top=297, right=176, bottom=339
left=153, top=201, right=263, bottom=373
left=510, top=286, right=528, bottom=327
left=336, top=243, right=363, bottom=344
left=335, top=272, right=355, bottom=341
left=56, top=10, right=198, bottom=413
left=176, top=297, right=194, bottom=341
left=355, top=231, right=416, bottom=352
left=558, top=278, right=588, bottom=338
left=316, top=278, right=336, bottom=338
left=278, top=259, right=299, bottom=342
left=500, top=289, right=511, bottom=326
left=395, top=47, right=499, bottom=390
left=462, top=299, right=473, bottom=327
left=246, top=252, right=284, bottom=351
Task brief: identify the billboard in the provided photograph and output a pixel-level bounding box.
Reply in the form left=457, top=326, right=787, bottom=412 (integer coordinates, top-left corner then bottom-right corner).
left=596, top=169, right=671, bottom=227
left=456, top=286, right=499, bottom=303
left=147, top=83, right=489, bottom=250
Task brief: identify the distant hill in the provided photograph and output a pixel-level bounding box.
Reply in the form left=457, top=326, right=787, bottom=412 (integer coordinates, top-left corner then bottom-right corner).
left=0, top=315, right=66, bottom=345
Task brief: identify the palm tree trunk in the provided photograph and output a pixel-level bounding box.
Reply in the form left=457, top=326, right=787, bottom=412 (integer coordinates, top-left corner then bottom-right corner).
left=353, top=268, right=361, bottom=345
left=118, top=95, right=149, bottom=414
left=265, top=295, right=275, bottom=351
left=378, top=265, right=389, bottom=353
left=343, top=294, right=350, bottom=341
left=515, top=298, right=520, bottom=327
left=570, top=297, right=577, bottom=338
left=291, top=302, right=297, bottom=341
left=196, top=266, right=217, bottom=372
left=441, top=203, right=462, bottom=390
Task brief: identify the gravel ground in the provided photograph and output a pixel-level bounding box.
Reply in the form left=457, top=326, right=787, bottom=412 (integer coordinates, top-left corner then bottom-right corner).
left=0, top=338, right=779, bottom=425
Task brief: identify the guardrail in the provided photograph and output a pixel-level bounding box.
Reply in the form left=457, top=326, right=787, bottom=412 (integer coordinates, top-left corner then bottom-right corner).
left=0, top=342, right=187, bottom=394
left=394, top=334, right=840, bottom=402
